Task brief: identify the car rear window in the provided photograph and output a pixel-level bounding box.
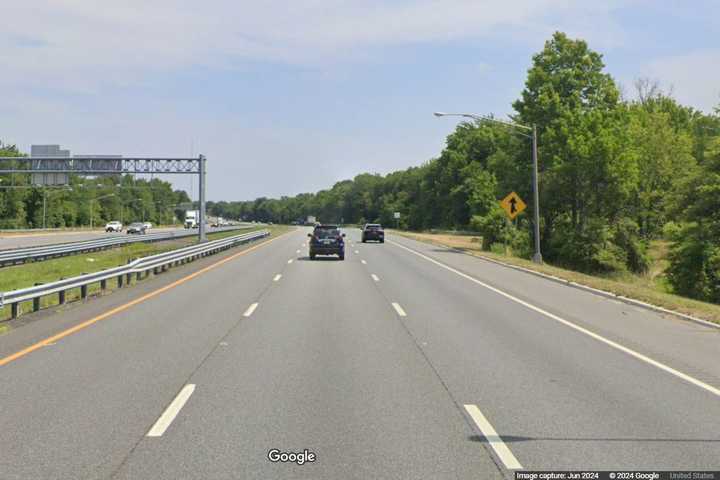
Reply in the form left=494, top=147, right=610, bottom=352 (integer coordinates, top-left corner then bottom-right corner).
left=366, top=224, right=382, bottom=230
left=315, top=228, right=340, bottom=238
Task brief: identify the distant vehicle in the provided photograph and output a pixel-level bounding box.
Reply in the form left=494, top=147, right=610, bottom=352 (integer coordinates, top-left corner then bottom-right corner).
left=211, top=217, right=228, bottom=228
left=143, top=222, right=152, bottom=230
left=306, top=215, right=317, bottom=225
left=105, top=221, right=123, bottom=232
left=126, top=222, right=147, bottom=234
left=184, top=210, right=199, bottom=229
left=308, top=224, right=345, bottom=260
left=361, top=224, right=384, bottom=243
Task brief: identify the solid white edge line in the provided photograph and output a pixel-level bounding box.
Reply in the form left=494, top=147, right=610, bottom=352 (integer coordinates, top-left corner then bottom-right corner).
left=273, top=274, right=282, bottom=282
left=243, top=302, right=259, bottom=317
left=147, top=384, right=196, bottom=437
left=391, top=302, right=407, bottom=317
left=371, top=274, right=380, bottom=282
left=389, top=240, right=720, bottom=399
left=464, top=404, right=523, bottom=470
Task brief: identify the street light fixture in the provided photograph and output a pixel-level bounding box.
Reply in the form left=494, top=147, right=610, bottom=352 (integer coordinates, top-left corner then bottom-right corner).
left=434, top=111, right=543, bottom=264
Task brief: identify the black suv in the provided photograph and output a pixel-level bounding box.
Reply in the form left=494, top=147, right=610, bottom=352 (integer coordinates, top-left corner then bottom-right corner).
left=308, top=225, right=346, bottom=260
left=361, top=224, right=384, bottom=243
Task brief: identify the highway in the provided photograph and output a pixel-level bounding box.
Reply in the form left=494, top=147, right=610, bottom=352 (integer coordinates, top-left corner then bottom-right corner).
left=0, top=227, right=179, bottom=249
left=1, top=227, right=719, bottom=479
left=0, top=225, right=251, bottom=249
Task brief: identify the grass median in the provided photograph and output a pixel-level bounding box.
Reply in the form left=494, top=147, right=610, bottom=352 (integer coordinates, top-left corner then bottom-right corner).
left=393, top=230, right=720, bottom=325
left=0, top=225, right=290, bottom=323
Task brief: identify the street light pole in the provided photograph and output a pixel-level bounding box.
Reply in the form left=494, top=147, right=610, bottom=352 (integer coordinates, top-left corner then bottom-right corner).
left=43, top=189, right=47, bottom=229
left=531, top=124, right=542, bottom=263
left=198, top=154, right=207, bottom=242
left=434, top=111, right=543, bottom=263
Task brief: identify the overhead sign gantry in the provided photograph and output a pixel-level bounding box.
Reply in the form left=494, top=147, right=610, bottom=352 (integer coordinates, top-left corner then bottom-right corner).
left=0, top=155, right=209, bottom=242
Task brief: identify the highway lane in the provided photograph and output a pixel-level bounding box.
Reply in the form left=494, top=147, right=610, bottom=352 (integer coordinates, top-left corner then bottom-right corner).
left=0, top=229, right=304, bottom=479
left=0, top=226, right=719, bottom=478
left=0, top=227, right=180, bottom=249
left=114, top=233, right=502, bottom=479
left=360, top=233, right=720, bottom=469
left=0, top=225, right=251, bottom=249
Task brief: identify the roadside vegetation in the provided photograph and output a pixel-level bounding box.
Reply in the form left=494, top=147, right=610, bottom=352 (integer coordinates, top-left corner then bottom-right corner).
left=0, top=225, right=288, bottom=322
left=207, top=32, right=720, bottom=308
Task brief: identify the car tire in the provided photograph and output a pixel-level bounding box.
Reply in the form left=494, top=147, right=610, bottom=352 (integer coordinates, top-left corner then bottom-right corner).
left=310, top=253, right=316, bottom=260
left=339, top=254, right=345, bottom=261
left=380, top=239, right=384, bottom=243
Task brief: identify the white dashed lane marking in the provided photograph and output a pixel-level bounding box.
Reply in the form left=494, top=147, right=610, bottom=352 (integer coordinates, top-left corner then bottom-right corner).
left=243, top=303, right=259, bottom=317
left=391, top=302, right=407, bottom=317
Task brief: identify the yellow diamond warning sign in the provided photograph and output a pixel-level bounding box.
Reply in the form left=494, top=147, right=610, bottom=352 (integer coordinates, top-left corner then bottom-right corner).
left=499, top=191, right=527, bottom=220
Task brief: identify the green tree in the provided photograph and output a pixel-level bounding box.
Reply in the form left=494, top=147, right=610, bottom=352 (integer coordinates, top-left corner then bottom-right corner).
left=512, top=31, right=644, bottom=272
left=667, top=135, right=720, bottom=301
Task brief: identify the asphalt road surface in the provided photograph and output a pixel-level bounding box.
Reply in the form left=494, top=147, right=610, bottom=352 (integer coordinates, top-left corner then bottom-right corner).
left=1, top=227, right=719, bottom=479
left=0, top=225, right=250, bottom=249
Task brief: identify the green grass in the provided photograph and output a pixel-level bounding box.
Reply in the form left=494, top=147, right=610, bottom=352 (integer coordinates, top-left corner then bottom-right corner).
left=0, top=225, right=289, bottom=322
left=394, top=230, right=720, bottom=325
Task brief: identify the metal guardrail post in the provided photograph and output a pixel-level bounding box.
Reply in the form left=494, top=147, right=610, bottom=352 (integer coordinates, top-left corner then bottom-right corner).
left=33, top=283, right=42, bottom=312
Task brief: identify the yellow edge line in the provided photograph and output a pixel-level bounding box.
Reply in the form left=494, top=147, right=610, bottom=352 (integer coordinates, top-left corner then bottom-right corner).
left=0, top=231, right=291, bottom=367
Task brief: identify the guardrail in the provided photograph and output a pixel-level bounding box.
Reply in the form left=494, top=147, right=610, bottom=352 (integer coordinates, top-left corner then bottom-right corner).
left=0, top=225, right=253, bottom=267
left=0, top=229, right=270, bottom=319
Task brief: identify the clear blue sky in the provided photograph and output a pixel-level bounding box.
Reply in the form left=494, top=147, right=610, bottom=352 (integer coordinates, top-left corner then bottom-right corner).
left=0, top=1, right=718, bottom=201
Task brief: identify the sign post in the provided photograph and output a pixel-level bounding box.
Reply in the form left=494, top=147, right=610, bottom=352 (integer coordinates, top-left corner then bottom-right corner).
left=394, top=211, right=401, bottom=229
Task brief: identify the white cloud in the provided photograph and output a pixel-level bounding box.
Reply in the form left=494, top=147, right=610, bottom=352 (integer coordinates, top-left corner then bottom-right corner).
left=0, top=0, right=634, bottom=92
left=643, top=51, right=720, bottom=113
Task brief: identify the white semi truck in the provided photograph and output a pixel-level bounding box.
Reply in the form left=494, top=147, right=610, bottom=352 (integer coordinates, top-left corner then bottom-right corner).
left=184, top=210, right=199, bottom=228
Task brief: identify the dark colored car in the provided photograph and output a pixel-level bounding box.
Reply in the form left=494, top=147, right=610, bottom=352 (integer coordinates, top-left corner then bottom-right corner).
left=126, top=222, right=147, bottom=234
left=361, top=224, right=384, bottom=243
left=308, top=224, right=345, bottom=260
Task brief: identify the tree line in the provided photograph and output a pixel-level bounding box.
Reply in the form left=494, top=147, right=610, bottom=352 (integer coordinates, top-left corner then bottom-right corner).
left=0, top=147, right=191, bottom=229
left=208, top=32, right=720, bottom=304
